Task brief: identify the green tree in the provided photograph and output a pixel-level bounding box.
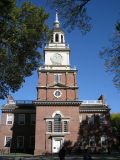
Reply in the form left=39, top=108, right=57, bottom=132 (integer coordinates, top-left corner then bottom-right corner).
left=47, top=0, right=91, bottom=34
left=111, top=113, right=120, bottom=150
left=0, top=0, right=50, bottom=99
left=100, top=22, right=120, bottom=90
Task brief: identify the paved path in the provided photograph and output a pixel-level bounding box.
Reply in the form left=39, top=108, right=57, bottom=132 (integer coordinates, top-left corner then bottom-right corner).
left=0, top=153, right=120, bottom=160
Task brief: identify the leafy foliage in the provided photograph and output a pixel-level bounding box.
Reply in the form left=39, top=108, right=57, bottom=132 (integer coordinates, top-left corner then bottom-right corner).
left=111, top=113, right=120, bottom=149
left=0, top=0, right=50, bottom=99
left=111, top=113, right=120, bottom=136
left=100, top=22, right=120, bottom=90
left=47, top=0, right=91, bottom=34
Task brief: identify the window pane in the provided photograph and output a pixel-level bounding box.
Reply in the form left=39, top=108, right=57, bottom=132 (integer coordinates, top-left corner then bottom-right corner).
left=30, top=136, right=35, bottom=147
left=31, top=114, right=35, bottom=125
left=54, top=114, right=62, bottom=132
left=88, top=114, right=94, bottom=125
left=5, top=136, right=12, bottom=147
left=17, top=136, right=24, bottom=148
left=64, top=121, right=68, bottom=132
left=99, top=114, right=106, bottom=124
left=6, top=114, right=13, bottom=125
left=18, top=114, right=25, bottom=125
left=48, top=121, right=52, bottom=132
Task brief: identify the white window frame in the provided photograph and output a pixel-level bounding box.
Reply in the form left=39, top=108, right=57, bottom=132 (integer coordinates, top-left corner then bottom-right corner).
left=31, top=114, right=35, bottom=125
left=4, top=136, right=12, bottom=147
left=18, top=114, right=25, bottom=125
left=6, top=114, right=13, bottom=125
left=17, top=136, right=24, bottom=149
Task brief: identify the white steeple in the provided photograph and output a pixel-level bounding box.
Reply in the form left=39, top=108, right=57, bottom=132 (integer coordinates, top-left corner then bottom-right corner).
left=42, top=11, right=71, bottom=70
left=54, top=10, right=60, bottom=28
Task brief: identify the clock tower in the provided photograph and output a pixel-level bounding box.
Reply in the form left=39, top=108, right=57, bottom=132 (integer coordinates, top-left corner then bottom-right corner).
left=34, top=12, right=81, bottom=155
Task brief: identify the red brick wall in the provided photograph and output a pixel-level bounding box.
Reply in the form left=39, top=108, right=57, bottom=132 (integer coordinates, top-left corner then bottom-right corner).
left=37, top=71, right=78, bottom=101
left=34, top=106, right=80, bottom=155
left=0, top=113, right=13, bottom=151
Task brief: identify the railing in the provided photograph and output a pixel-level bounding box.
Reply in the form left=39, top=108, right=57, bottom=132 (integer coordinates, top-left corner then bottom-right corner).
left=45, top=43, right=69, bottom=48
left=14, top=100, right=102, bottom=105
left=81, top=100, right=103, bottom=104
left=15, top=100, right=33, bottom=105
left=39, top=66, right=76, bottom=70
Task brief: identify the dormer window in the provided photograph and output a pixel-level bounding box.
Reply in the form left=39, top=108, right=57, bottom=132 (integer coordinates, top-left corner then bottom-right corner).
left=55, top=34, right=59, bottom=42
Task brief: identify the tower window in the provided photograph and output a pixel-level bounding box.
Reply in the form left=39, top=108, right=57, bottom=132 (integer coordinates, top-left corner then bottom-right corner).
left=55, top=34, right=59, bottom=42
left=61, top=35, right=63, bottom=43
left=54, top=114, right=62, bottom=132
left=54, top=74, right=61, bottom=83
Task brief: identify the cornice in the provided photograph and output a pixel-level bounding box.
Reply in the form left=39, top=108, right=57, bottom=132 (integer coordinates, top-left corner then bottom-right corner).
left=44, top=48, right=70, bottom=51
left=37, top=86, right=78, bottom=89
left=79, top=109, right=110, bottom=113
left=33, top=100, right=81, bottom=106
left=38, top=68, right=78, bottom=73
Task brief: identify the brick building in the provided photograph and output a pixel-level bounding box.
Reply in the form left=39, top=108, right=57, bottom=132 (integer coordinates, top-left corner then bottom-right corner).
left=0, top=12, right=111, bottom=155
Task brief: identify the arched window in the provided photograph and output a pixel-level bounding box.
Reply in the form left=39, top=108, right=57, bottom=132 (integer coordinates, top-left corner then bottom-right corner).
left=61, top=35, right=63, bottom=43
left=54, top=114, right=62, bottom=132
left=55, top=34, right=59, bottom=42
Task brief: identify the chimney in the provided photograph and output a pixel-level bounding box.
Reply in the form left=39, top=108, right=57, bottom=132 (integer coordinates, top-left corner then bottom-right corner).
left=7, top=95, right=15, bottom=104
left=98, top=95, right=105, bottom=104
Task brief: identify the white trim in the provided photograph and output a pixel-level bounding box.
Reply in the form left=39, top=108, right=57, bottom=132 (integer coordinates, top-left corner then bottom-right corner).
left=53, top=89, right=62, bottom=98
left=52, top=111, right=64, bottom=118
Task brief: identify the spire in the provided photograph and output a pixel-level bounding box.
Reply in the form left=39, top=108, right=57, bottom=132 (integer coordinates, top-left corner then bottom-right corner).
left=54, top=9, right=60, bottom=28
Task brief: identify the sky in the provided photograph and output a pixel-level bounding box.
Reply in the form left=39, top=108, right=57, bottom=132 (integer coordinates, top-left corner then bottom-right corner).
left=0, top=0, right=120, bottom=113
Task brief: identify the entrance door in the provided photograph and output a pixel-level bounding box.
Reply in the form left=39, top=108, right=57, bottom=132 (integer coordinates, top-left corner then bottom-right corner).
left=52, top=137, right=64, bottom=153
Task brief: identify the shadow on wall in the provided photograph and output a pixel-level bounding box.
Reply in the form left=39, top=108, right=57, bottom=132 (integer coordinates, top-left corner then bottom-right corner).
left=60, top=113, right=114, bottom=155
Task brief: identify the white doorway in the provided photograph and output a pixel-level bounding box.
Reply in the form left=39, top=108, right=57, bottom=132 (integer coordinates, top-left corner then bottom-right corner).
left=52, top=137, right=64, bottom=153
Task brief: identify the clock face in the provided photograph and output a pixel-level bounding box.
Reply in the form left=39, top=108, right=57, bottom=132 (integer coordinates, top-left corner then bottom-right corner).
left=50, top=53, right=63, bottom=65
left=53, top=89, right=62, bottom=98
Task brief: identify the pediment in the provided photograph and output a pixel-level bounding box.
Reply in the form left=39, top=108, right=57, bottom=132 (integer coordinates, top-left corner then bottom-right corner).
left=48, top=83, right=68, bottom=88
